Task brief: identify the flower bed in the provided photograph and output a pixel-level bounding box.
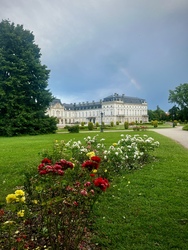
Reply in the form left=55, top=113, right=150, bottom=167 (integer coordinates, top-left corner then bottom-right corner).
left=0, top=134, right=159, bottom=249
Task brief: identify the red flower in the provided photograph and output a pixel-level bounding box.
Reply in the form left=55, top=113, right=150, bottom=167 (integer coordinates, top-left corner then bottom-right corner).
left=53, top=164, right=62, bottom=170
left=93, top=177, right=110, bottom=191
left=84, top=181, right=91, bottom=187
left=91, top=156, right=101, bottom=163
left=56, top=169, right=64, bottom=176
left=45, top=165, right=54, bottom=172
left=90, top=173, right=95, bottom=177
left=38, top=159, right=66, bottom=176
left=56, top=159, right=74, bottom=170
left=66, top=186, right=73, bottom=191
left=38, top=163, right=45, bottom=171
left=41, top=158, right=52, bottom=164
left=73, top=201, right=79, bottom=206
left=39, top=170, right=47, bottom=175
left=82, top=160, right=99, bottom=171
left=66, top=161, right=74, bottom=169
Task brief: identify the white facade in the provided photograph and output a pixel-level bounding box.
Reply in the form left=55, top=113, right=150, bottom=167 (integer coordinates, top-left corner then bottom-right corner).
left=46, top=93, right=148, bottom=126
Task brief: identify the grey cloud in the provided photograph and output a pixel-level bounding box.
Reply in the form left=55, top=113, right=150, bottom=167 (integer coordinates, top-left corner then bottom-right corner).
left=0, top=0, right=188, bottom=110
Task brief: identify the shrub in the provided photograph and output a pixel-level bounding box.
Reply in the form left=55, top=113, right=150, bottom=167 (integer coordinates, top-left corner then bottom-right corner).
left=182, top=124, right=188, bottom=131
left=133, top=126, right=140, bottom=131
left=124, top=121, right=129, bottom=129
left=81, top=121, right=85, bottom=127
left=129, top=121, right=135, bottom=126
left=173, top=120, right=178, bottom=126
left=116, top=121, right=119, bottom=125
left=110, top=121, right=114, bottom=127
left=152, top=120, right=158, bottom=128
left=67, top=125, right=79, bottom=133
left=88, top=122, right=94, bottom=131
left=95, top=122, right=99, bottom=127
left=103, top=134, right=160, bottom=172
left=140, top=126, right=147, bottom=131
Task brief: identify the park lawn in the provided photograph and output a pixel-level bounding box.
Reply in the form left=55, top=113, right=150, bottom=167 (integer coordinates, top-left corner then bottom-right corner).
left=92, top=132, right=188, bottom=249
left=0, top=130, right=188, bottom=249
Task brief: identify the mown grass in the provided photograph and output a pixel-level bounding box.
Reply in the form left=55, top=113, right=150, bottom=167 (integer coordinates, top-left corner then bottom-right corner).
left=92, top=132, right=188, bottom=249
left=1, top=130, right=188, bottom=249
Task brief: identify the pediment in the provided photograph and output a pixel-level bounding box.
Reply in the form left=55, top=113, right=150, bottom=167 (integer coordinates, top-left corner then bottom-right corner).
left=53, top=103, right=64, bottom=109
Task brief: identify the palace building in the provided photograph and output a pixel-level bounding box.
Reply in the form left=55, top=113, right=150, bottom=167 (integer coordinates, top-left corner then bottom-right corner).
left=46, top=93, right=148, bottom=126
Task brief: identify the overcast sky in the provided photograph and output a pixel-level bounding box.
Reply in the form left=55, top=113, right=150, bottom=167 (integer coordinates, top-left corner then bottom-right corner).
left=1, top=0, right=188, bottom=111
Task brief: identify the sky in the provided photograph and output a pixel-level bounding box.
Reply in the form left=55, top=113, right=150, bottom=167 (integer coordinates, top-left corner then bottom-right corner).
left=1, top=0, right=188, bottom=111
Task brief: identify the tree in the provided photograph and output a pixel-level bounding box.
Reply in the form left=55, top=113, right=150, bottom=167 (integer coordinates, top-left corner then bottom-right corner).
left=148, top=106, right=167, bottom=121
left=0, top=20, right=57, bottom=136
left=168, top=105, right=180, bottom=121
left=169, top=83, right=188, bottom=109
left=168, top=83, right=188, bottom=121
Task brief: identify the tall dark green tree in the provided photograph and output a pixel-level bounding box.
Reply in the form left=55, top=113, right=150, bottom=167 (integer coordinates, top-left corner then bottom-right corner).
left=0, top=20, right=57, bottom=136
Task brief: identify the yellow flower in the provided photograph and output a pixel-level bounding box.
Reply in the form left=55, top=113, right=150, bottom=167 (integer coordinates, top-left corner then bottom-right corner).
left=32, top=200, right=38, bottom=204
left=113, top=143, right=117, bottom=146
left=20, top=196, right=26, bottom=203
left=15, top=190, right=25, bottom=197
left=17, top=210, right=24, bottom=217
left=92, top=169, right=98, bottom=173
left=104, top=169, right=108, bottom=173
left=6, top=194, right=17, bottom=203
left=86, top=151, right=95, bottom=159
left=4, top=220, right=15, bottom=225
left=15, top=196, right=25, bottom=203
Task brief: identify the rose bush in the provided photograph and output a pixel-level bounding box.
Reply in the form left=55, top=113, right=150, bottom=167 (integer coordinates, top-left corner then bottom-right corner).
left=0, top=145, right=110, bottom=249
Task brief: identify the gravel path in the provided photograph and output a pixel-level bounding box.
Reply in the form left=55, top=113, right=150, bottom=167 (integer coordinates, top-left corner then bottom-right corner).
left=151, top=126, right=188, bottom=149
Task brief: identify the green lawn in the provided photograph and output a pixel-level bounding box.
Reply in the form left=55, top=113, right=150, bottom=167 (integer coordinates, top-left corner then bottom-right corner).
left=0, top=130, right=188, bottom=249
left=92, top=132, right=188, bottom=249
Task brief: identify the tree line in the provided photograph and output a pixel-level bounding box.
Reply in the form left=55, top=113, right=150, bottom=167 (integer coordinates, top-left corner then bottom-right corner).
left=148, top=83, right=188, bottom=122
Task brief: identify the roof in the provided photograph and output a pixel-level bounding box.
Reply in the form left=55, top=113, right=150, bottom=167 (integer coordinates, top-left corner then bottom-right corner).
left=103, top=93, right=146, bottom=104
left=50, top=93, right=147, bottom=110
